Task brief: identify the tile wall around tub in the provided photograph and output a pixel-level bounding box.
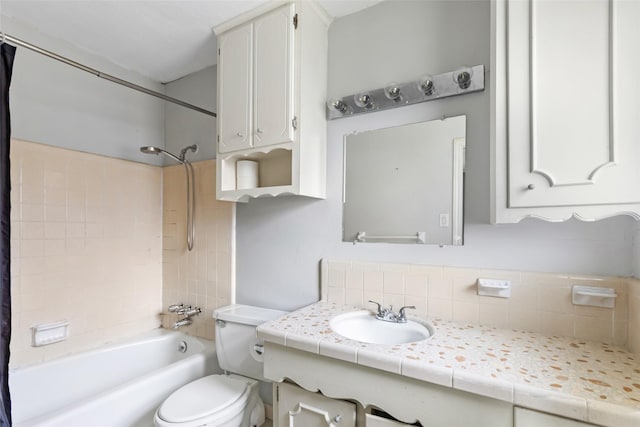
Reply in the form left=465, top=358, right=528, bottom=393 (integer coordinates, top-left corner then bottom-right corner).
left=10, top=139, right=163, bottom=368
left=161, top=160, right=234, bottom=340
left=629, top=279, right=640, bottom=354
left=321, top=259, right=631, bottom=348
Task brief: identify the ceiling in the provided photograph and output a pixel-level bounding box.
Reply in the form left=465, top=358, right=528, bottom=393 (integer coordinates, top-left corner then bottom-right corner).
left=2, top=0, right=382, bottom=83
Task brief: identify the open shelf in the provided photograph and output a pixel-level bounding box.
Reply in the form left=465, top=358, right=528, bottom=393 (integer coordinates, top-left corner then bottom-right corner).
left=218, top=147, right=295, bottom=202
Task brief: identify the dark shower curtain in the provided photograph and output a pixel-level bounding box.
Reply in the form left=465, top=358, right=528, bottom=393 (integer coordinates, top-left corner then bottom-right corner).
left=0, top=42, right=16, bottom=426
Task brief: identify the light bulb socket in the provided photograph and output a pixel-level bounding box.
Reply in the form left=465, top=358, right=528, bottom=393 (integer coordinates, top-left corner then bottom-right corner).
left=417, top=75, right=435, bottom=96
left=354, top=93, right=374, bottom=109
left=453, top=66, right=473, bottom=89
left=384, top=84, right=402, bottom=102
left=327, top=98, right=350, bottom=114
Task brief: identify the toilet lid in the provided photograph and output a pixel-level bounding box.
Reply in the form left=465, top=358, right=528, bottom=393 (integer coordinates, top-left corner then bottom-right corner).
left=157, top=375, right=249, bottom=423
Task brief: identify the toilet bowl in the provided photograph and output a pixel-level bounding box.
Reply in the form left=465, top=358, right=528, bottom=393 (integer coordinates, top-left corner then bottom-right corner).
left=154, top=305, right=287, bottom=427
left=154, top=374, right=260, bottom=427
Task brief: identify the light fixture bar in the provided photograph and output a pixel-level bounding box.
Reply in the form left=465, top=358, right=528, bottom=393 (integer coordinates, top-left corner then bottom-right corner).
left=327, top=65, right=484, bottom=120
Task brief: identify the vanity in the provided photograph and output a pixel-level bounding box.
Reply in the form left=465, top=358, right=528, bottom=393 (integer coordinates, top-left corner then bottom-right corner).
left=258, top=302, right=640, bottom=427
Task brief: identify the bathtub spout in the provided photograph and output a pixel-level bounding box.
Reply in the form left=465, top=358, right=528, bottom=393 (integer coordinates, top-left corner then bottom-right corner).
left=173, top=318, right=192, bottom=329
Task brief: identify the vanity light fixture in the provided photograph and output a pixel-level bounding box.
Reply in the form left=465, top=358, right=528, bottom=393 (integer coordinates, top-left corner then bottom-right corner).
left=452, top=66, right=473, bottom=89
left=326, top=64, right=485, bottom=120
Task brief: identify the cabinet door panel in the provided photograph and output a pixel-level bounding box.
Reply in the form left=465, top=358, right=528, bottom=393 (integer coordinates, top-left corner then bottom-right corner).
left=276, top=383, right=356, bottom=427
left=507, top=0, right=640, bottom=208
left=253, top=4, right=295, bottom=148
left=218, top=23, right=252, bottom=153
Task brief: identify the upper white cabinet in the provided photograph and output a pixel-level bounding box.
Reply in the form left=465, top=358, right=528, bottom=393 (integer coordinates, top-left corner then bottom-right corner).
left=215, top=1, right=329, bottom=202
left=491, top=0, right=640, bottom=222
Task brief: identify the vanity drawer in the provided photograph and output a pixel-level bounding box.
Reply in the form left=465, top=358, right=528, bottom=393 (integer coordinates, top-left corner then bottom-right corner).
left=514, top=407, right=597, bottom=427
left=365, top=414, right=413, bottom=427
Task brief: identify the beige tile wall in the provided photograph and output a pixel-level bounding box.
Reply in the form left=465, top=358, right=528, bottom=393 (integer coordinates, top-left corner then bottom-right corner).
left=10, top=140, right=163, bottom=367
left=322, top=259, right=630, bottom=347
left=161, top=160, right=234, bottom=340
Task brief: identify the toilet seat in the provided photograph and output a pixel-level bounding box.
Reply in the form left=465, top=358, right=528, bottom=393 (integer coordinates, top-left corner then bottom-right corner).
left=156, top=375, right=251, bottom=426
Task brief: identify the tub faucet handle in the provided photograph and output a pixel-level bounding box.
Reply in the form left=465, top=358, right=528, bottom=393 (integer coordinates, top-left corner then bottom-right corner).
left=168, top=304, right=184, bottom=313
left=183, top=307, right=202, bottom=317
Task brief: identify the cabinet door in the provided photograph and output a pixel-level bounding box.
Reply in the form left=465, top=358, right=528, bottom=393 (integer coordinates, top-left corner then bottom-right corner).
left=514, top=407, right=597, bottom=427
left=218, top=22, right=253, bottom=153
left=253, top=4, right=295, bottom=148
left=275, top=383, right=356, bottom=427
left=506, top=0, right=640, bottom=208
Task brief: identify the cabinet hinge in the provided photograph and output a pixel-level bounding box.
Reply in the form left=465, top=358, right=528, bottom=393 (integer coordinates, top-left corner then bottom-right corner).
left=292, top=116, right=298, bottom=130
left=276, top=385, right=279, bottom=402
left=293, top=13, right=298, bottom=29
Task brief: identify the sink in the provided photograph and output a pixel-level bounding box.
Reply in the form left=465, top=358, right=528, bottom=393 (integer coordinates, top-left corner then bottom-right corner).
left=329, top=311, right=434, bottom=345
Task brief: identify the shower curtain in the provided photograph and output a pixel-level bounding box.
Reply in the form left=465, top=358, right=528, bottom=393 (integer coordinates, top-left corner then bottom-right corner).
left=0, top=42, right=16, bottom=426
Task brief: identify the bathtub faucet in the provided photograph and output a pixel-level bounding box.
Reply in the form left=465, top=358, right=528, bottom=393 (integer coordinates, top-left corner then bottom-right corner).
left=173, top=318, right=193, bottom=329
left=169, top=304, right=202, bottom=329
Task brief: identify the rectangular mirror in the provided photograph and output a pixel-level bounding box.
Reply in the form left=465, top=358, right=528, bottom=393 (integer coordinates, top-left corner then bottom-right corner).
left=343, top=115, right=466, bottom=245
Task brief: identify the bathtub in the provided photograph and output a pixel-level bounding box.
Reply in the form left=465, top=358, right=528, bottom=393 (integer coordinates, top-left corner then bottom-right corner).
left=9, top=329, right=220, bottom=427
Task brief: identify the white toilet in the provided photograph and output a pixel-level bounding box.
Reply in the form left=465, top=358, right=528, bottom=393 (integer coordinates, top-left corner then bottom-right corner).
left=154, top=304, right=287, bottom=427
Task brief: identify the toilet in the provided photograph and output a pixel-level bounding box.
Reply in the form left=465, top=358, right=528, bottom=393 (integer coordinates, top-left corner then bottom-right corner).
left=154, top=304, right=287, bottom=427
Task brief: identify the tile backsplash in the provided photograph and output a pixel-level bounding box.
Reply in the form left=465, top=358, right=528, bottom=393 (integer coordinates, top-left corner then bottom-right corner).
left=160, top=160, right=234, bottom=339
left=10, top=140, right=163, bottom=367
left=321, top=259, right=632, bottom=349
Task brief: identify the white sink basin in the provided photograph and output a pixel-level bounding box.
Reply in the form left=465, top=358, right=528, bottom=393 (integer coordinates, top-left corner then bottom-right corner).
left=329, top=311, right=434, bottom=345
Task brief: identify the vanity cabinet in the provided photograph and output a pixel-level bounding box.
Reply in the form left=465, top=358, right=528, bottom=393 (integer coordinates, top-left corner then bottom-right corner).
left=490, top=0, right=640, bottom=222
left=264, top=343, right=513, bottom=427
left=514, top=407, right=597, bottom=427
left=214, top=1, right=329, bottom=202
left=274, top=382, right=356, bottom=427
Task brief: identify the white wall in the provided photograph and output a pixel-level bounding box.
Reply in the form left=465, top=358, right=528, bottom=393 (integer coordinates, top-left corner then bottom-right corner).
left=7, top=16, right=166, bottom=165
left=235, top=0, right=635, bottom=312
left=164, top=66, right=217, bottom=163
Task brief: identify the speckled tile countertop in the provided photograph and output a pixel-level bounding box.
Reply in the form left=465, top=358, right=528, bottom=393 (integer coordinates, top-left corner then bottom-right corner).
left=257, top=302, right=640, bottom=427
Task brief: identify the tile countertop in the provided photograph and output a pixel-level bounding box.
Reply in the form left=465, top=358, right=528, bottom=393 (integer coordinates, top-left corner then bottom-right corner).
left=256, top=302, right=640, bottom=427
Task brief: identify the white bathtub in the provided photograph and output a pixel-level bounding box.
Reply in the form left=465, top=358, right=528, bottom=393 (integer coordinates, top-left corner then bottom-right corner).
left=9, top=329, right=220, bottom=427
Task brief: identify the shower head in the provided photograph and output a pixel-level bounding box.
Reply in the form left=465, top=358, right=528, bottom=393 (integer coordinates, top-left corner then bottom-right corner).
left=139, top=146, right=182, bottom=163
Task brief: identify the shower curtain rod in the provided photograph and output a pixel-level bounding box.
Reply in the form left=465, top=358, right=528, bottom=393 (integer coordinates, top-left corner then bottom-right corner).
left=3, top=33, right=217, bottom=117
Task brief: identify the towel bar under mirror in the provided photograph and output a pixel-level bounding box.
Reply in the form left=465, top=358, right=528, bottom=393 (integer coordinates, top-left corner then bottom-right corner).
left=343, top=115, right=466, bottom=246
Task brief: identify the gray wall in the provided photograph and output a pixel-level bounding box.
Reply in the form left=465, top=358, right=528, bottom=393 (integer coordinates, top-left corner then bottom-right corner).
left=164, top=66, right=217, bottom=163
left=236, top=0, right=635, bottom=312
left=7, top=16, right=166, bottom=166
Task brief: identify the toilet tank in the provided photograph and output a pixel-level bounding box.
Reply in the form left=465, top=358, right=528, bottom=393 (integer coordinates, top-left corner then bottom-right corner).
left=214, top=305, right=287, bottom=381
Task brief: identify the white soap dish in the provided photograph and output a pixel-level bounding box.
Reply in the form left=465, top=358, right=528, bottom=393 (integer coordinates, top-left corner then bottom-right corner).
left=31, top=320, right=69, bottom=347
left=477, top=278, right=511, bottom=298
left=572, top=285, right=616, bottom=308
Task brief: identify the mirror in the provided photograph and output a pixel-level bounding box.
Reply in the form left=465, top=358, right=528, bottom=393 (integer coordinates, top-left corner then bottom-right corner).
left=343, top=115, right=466, bottom=245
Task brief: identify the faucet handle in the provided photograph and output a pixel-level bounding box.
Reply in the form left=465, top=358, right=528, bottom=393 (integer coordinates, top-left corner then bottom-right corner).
left=397, top=305, right=416, bottom=322
left=368, top=300, right=384, bottom=316
left=177, top=305, right=192, bottom=315
left=168, top=304, right=184, bottom=313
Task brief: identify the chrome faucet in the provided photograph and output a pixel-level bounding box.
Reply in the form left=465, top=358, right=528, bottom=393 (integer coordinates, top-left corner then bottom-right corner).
left=168, top=303, right=202, bottom=329
left=173, top=318, right=192, bottom=329
left=368, top=300, right=416, bottom=323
